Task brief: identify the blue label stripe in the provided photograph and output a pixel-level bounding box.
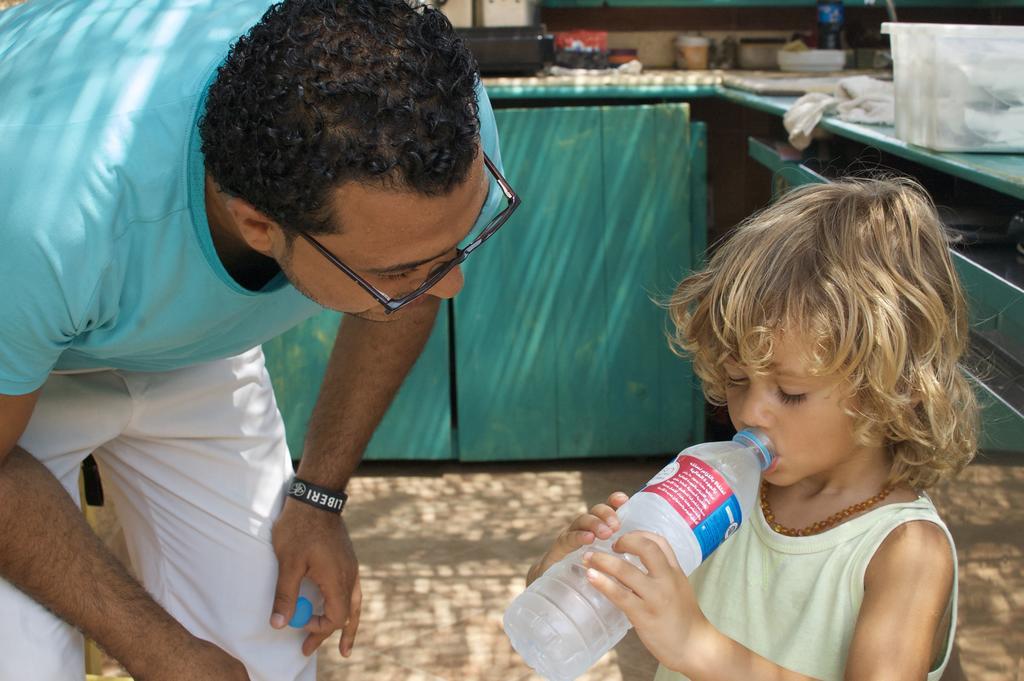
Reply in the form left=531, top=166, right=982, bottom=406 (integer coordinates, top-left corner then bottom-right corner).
left=692, top=494, right=743, bottom=561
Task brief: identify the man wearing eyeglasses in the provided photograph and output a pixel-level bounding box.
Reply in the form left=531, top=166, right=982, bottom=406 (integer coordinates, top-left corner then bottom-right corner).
left=0, top=1, right=516, bottom=680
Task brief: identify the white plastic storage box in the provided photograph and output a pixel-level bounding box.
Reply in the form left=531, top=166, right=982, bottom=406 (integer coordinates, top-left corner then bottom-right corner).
left=479, top=0, right=534, bottom=27
left=882, top=23, right=1024, bottom=153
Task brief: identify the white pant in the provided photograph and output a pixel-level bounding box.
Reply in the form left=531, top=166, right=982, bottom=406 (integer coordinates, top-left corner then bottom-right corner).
left=1, top=347, right=317, bottom=681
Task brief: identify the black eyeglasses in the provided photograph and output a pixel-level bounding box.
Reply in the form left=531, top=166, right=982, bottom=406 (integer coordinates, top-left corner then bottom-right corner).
left=300, top=154, right=519, bottom=315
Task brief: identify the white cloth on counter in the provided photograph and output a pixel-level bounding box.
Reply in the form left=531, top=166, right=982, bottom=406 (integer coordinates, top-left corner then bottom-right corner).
left=783, top=75, right=895, bottom=150
left=547, top=59, right=644, bottom=77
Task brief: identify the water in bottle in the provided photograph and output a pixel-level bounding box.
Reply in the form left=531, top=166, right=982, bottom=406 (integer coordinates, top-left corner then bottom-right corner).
left=503, top=428, right=774, bottom=681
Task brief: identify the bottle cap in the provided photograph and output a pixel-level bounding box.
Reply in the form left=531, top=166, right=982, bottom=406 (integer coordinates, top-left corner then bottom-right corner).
left=733, top=428, right=774, bottom=470
left=289, top=596, right=314, bottom=628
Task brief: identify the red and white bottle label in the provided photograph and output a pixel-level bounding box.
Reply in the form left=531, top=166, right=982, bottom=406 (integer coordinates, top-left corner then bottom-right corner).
left=641, top=455, right=741, bottom=560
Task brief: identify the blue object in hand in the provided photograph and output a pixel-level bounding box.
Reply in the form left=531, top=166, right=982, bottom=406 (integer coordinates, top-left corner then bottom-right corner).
left=289, top=596, right=313, bottom=628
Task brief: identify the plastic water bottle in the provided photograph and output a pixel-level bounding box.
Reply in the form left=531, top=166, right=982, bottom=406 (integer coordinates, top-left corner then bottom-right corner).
left=817, top=0, right=844, bottom=51
left=503, top=428, right=773, bottom=681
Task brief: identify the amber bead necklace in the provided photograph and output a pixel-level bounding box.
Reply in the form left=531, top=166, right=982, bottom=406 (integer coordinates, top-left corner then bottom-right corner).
left=760, top=480, right=895, bottom=537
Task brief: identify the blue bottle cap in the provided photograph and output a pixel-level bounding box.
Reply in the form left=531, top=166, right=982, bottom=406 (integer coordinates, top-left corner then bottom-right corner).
left=289, top=596, right=313, bottom=628
left=733, top=428, right=774, bottom=470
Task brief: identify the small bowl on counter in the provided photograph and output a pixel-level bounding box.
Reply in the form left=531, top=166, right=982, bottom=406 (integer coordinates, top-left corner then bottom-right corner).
left=738, top=37, right=787, bottom=70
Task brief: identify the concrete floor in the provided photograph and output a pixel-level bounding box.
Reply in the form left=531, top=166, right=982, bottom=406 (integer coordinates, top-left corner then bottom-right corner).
left=90, top=453, right=1023, bottom=680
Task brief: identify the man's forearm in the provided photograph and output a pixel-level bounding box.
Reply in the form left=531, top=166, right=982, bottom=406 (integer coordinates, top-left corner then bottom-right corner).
left=0, top=447, right=195, bottom=677
left=297, top=298, right=442, bottom=488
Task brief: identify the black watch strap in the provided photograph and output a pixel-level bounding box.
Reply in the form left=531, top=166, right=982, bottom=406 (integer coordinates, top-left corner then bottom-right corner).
left=287, top=477, right=348, bottom=514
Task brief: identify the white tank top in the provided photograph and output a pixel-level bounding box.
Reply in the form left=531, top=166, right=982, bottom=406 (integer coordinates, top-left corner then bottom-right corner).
left=653, top=494, right=957, bottom=681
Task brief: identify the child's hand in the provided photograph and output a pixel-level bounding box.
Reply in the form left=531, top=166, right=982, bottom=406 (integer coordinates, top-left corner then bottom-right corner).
left=582, top=531, right=712, bottom=675
left=525, top=492, right=629, bottom=585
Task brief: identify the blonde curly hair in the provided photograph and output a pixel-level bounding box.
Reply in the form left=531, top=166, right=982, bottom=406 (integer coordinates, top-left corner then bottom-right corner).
left=669, top=178, right=977, bottom=490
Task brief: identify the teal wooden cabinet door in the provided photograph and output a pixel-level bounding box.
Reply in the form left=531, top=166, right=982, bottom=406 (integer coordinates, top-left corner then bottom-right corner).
left=263, top=307, right=454, bottom=461
left=454, top=103, right=705, bottom=461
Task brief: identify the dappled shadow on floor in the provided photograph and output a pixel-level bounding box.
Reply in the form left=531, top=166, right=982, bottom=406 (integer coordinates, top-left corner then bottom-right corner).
left=929, top=452, right=1024, bottom=681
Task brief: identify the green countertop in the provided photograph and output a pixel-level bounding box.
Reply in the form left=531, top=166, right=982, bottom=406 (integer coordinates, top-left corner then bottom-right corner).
left=717, top=88, right=1024, bottom=201
left=484, top=73, right=1024, bottom=201
left=484, top=71, right=720, bottom=100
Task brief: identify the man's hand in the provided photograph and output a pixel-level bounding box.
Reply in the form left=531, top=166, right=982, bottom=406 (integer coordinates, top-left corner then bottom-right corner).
left=0, top=445, right=245, bottom=680
left=269, top=302, right=437, bottom=658
left=270, top=501, right=362, bottom=657
left=526, top=492, right=629, bottom=585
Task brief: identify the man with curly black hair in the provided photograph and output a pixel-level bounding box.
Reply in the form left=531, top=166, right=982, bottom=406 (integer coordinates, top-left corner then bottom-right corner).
left=0, top=0, right=513, bottom=679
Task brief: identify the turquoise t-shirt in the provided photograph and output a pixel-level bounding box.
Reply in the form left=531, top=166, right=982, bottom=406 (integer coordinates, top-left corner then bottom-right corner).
left=0, top=0, right=505, bottom=396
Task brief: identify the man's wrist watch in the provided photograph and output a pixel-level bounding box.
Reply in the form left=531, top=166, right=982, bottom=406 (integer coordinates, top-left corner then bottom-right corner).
left=287, top=477, right=348, bottom=514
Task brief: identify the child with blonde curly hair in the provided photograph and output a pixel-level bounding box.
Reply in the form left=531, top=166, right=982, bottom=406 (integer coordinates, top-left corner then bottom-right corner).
left=528, top=178, right=977, bottom=680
